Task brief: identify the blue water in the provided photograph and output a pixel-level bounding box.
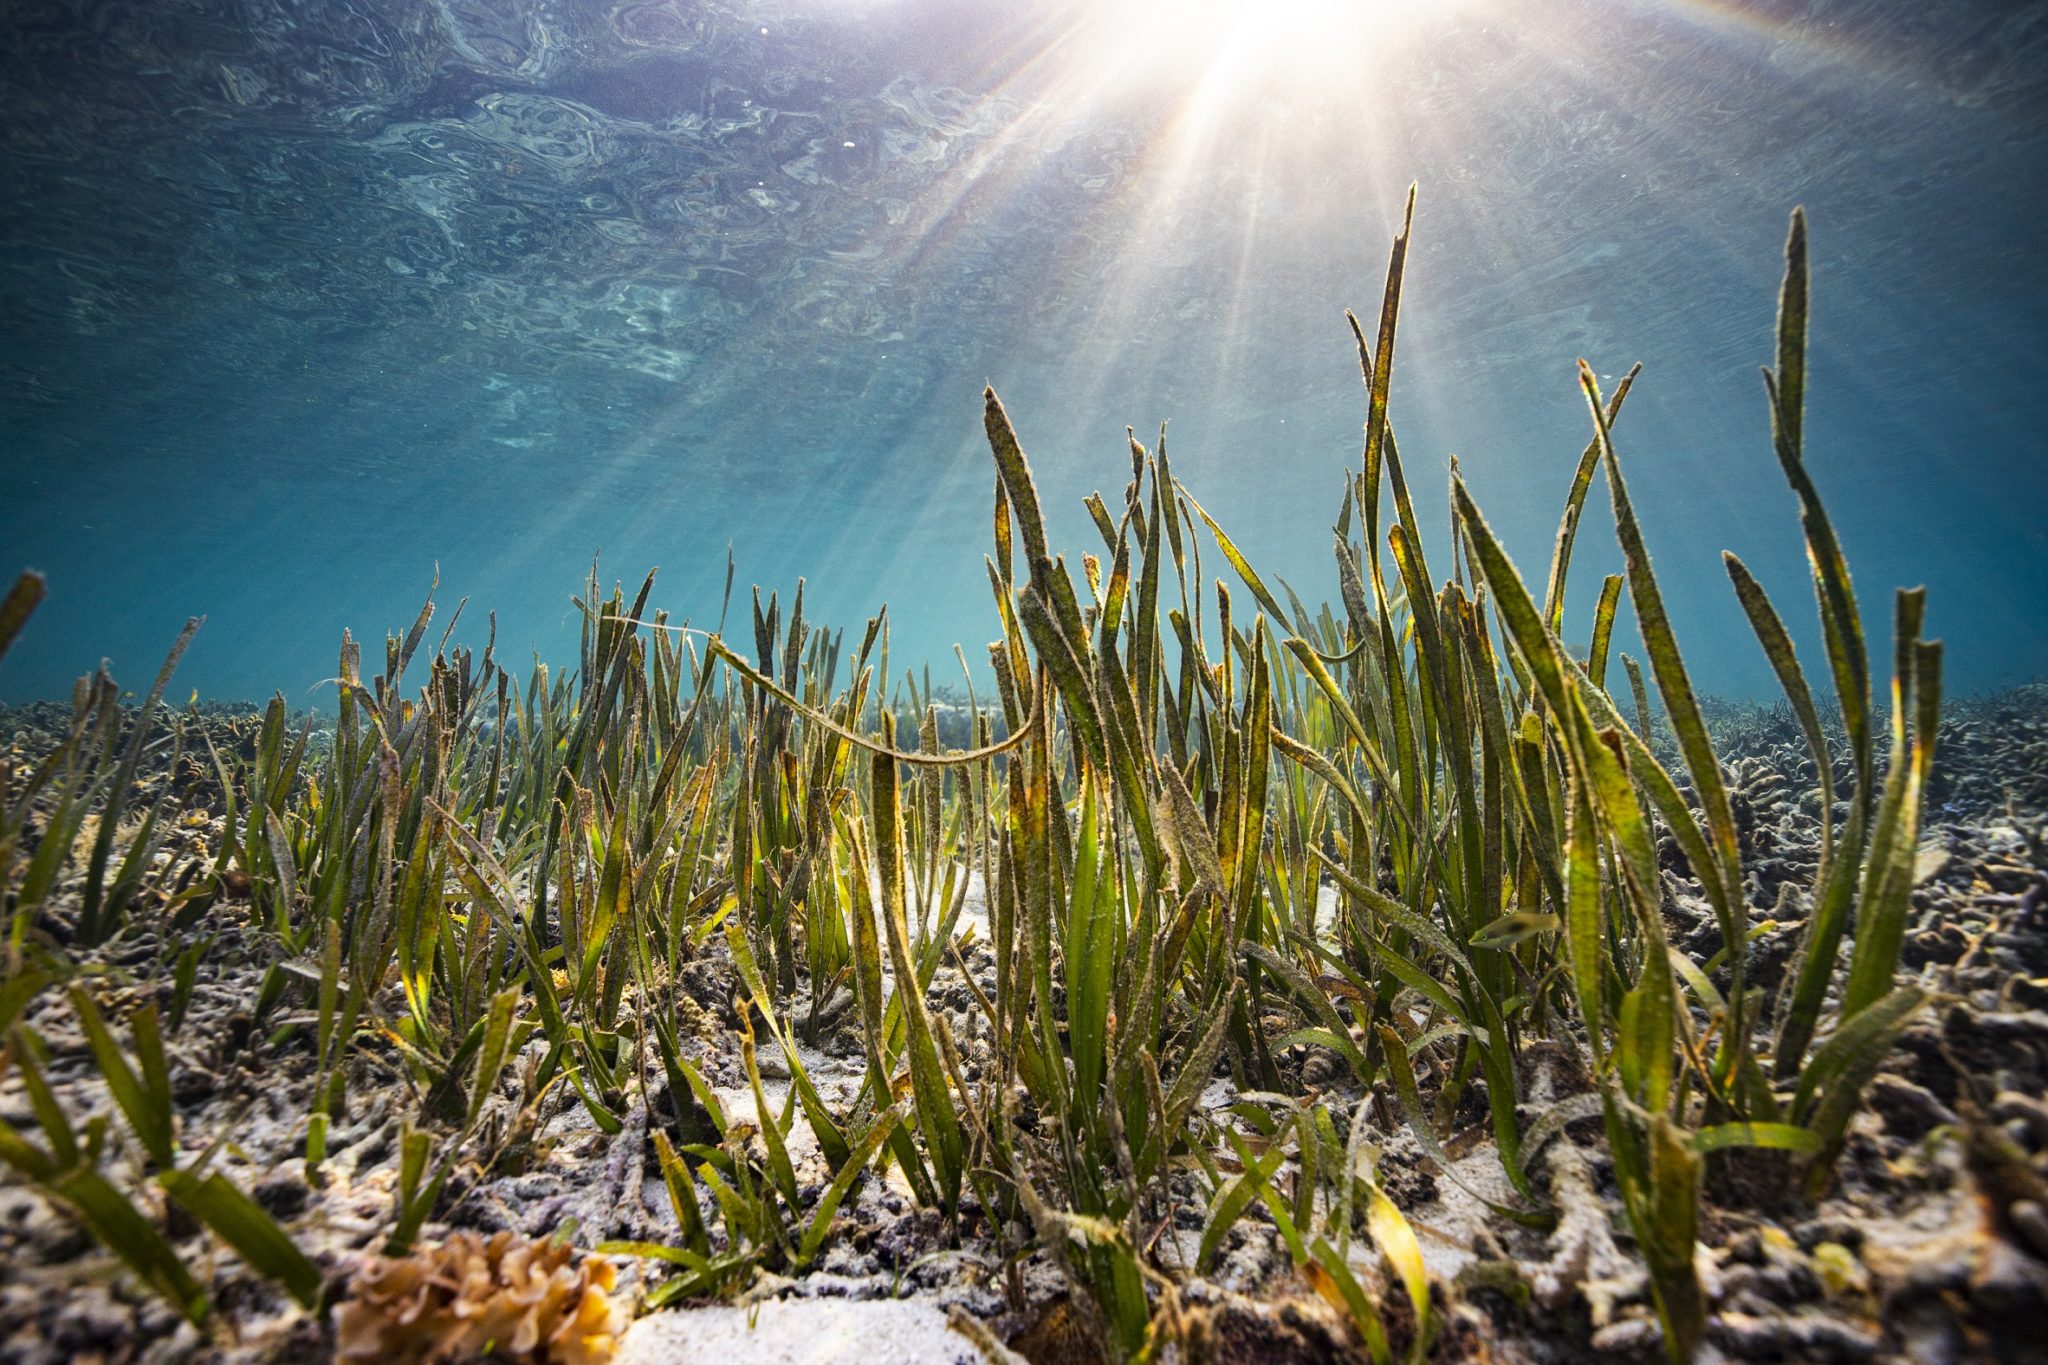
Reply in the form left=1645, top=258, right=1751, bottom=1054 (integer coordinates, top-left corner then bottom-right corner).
left=3, top=0, right=2044, bottom=706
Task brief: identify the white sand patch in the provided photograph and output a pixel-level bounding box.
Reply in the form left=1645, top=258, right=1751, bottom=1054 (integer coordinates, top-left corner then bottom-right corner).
left=616, top=1299, right=982, bottom=1365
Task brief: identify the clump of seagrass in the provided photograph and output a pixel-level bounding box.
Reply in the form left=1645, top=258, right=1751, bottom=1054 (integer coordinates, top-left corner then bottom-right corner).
left=334, top=1232, right=626, bottom=1365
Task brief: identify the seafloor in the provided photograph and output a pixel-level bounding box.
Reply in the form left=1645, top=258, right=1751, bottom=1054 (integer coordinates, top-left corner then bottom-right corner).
left=0, top=684, right=2044, bottom=1365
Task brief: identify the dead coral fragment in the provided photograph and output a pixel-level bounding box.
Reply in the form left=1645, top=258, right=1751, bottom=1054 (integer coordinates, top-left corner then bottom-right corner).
left=335, top=1231, right=626, bottom=1365
left=1527, top=1138, right=1645, bottom=1327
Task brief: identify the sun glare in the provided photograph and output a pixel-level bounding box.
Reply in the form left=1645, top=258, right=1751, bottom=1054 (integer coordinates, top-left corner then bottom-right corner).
left=1085, top=0, right=1472, bottom=86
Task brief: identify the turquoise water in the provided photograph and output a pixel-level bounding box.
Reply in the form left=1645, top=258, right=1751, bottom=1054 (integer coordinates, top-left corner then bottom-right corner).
left=2, top=0, right=2043, bottom=705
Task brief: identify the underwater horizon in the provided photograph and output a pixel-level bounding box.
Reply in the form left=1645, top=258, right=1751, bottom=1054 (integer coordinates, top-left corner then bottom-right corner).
left=3, top=0, right=2047, bottom=707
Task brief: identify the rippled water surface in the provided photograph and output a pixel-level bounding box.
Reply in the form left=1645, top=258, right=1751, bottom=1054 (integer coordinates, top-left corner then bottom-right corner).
left=2, top=0, right=2044, bottom=702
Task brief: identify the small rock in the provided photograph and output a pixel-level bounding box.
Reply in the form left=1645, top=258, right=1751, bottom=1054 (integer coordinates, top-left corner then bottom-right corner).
left=137, top=1319, right=204, bottom=1365
left=170, top=1064, right=218, bottom=1103
left=1972, top=1235, right=2048, bottom=1315
left=19, top=1202, right=92, bottom=1263
left=1712, top=1309, right=1882, bottom=1360
left=48, top=1289, right=134, bottom=1351
left=1589, top=1315, right=1663, bottom=1354
left=2009, top=976, right=2048, bottom=1012
left=1994, top=1091, right=2048, bottom=1149
left=254, top=1169, right=312, bottom=1219
left=2009, top=1200, right=2048, bottom=1261
left=1867, top=1075, right=1958, bottom=1139
left=1794, top=1217, right=1866, bottom=1254
left=1721, top=1260, right=1818, bottom=1308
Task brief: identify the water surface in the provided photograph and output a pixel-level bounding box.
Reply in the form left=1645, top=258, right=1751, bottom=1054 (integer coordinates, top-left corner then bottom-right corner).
left=3, top=0, right=2044, bottom=704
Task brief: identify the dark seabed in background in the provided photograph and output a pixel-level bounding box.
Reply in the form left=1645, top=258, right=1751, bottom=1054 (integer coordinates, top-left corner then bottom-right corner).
left=2, top=0, right=2044, bottom=706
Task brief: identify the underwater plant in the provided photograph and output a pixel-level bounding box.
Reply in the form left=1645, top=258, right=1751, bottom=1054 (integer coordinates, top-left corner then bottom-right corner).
left=0, top=199, right=1944, bottom=1365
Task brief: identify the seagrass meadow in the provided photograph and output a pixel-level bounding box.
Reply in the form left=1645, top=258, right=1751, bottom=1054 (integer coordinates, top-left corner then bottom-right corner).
left=4, top=198, right=2047, bottom=1365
